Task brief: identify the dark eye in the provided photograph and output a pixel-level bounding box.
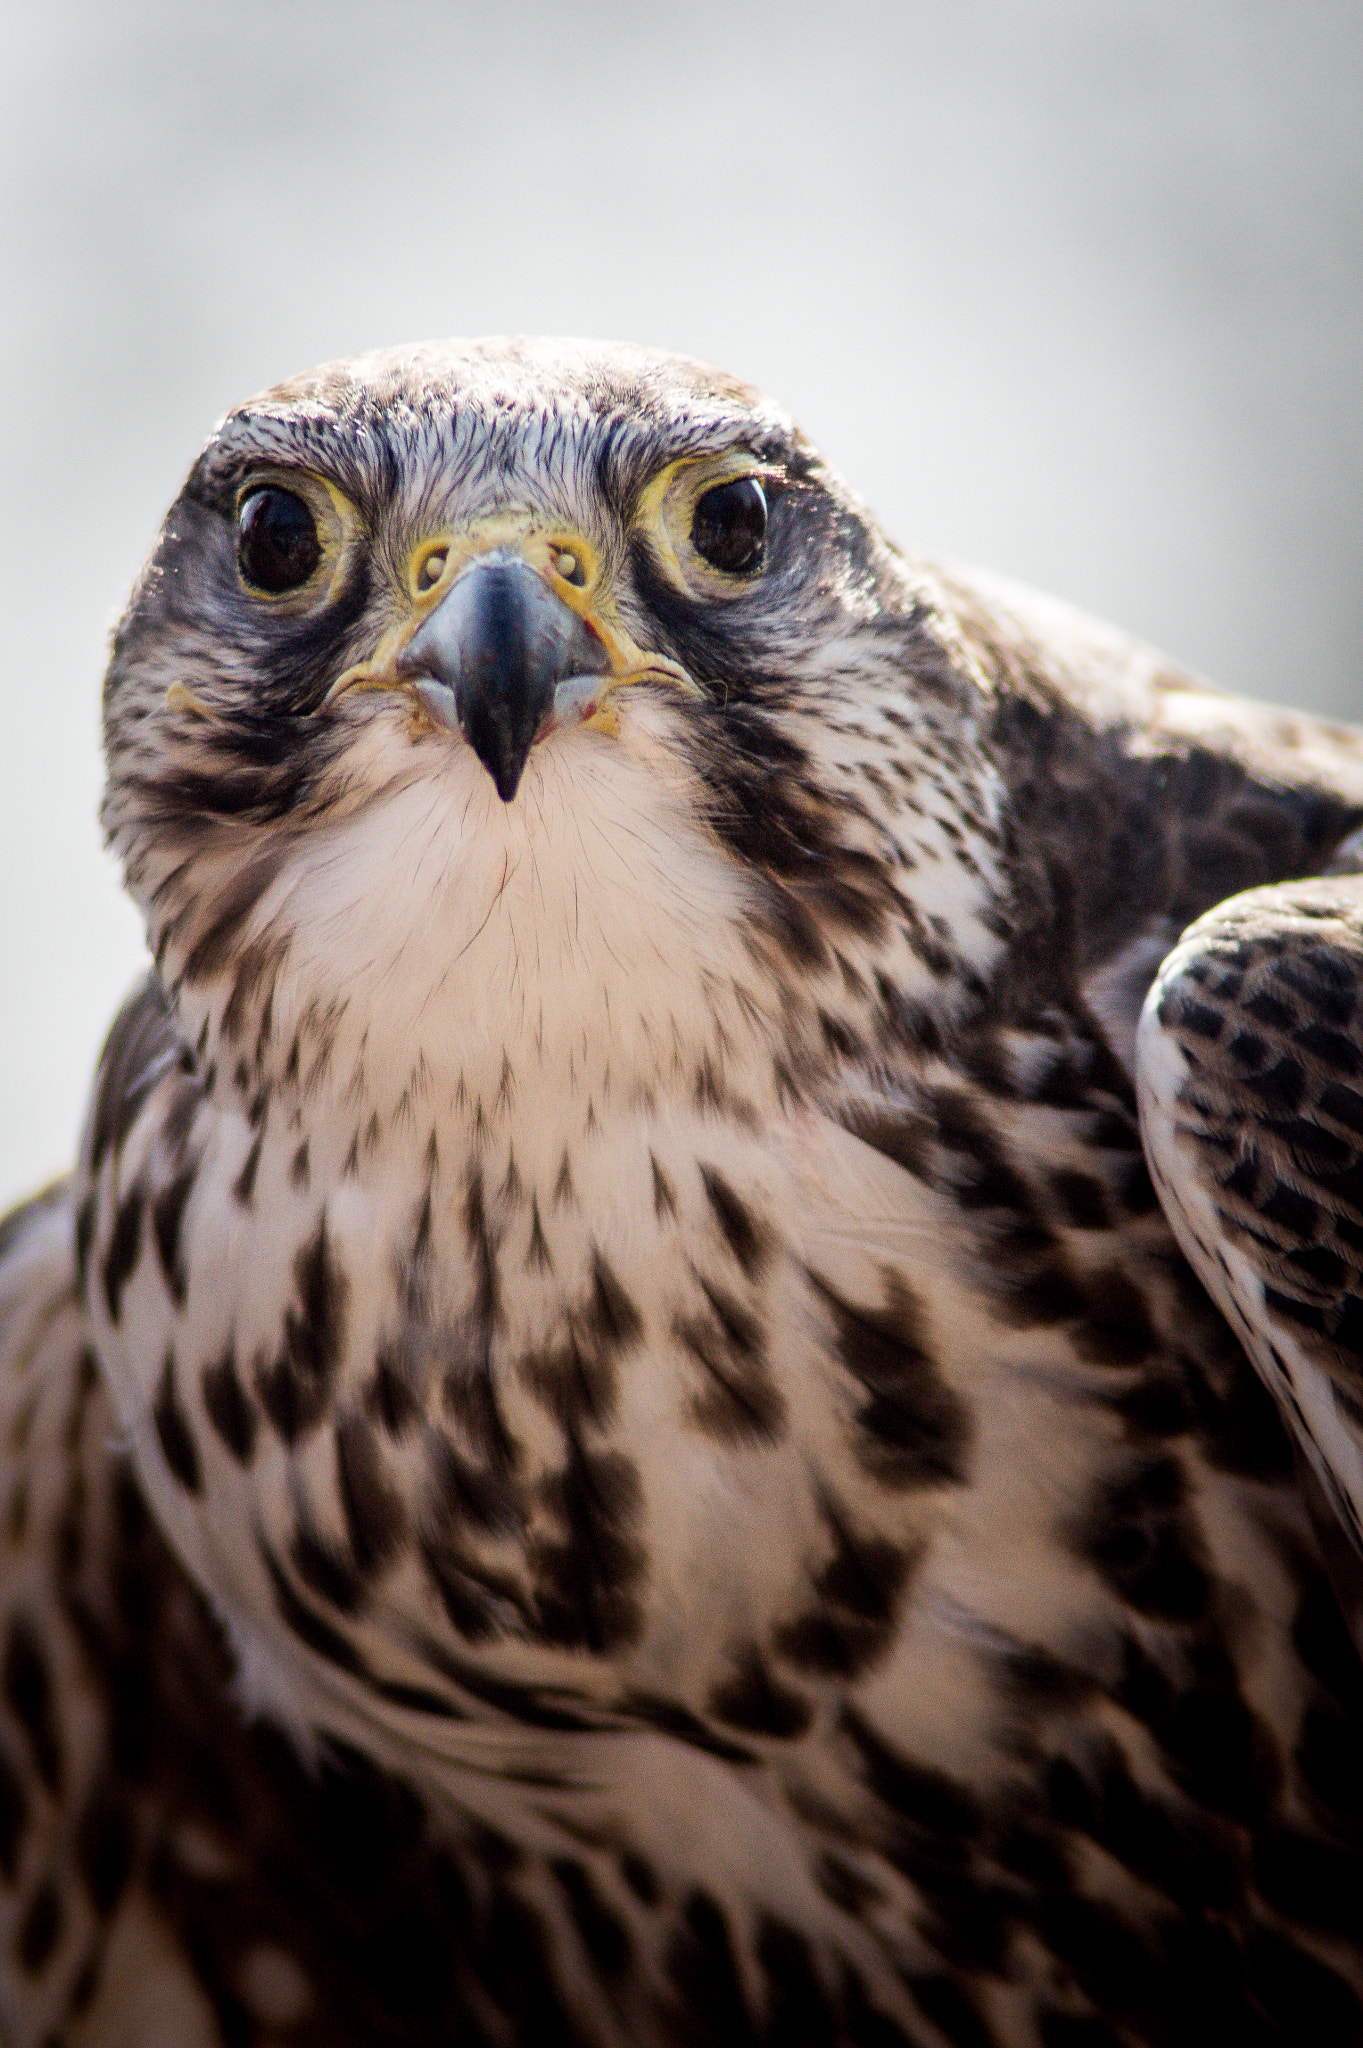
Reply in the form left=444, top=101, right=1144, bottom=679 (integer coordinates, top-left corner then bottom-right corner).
left=237, top=487, right=322, bottom=594
left=691, top=477, right=767, bottom=576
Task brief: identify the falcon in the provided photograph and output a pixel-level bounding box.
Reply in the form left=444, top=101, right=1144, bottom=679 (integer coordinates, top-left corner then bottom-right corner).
left=1, top=339, right=1362, bottom=2047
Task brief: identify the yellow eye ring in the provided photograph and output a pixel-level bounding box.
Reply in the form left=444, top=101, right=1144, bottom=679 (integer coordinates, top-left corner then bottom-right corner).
left=231, top=470, right=353, bottom=611
left=634, top=453, right=777, bottom=595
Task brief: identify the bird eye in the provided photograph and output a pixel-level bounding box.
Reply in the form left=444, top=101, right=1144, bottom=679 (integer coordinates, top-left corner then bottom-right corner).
left=237, top=488, right=322, bottom=594
left=691, top=477, right=767, bottom=576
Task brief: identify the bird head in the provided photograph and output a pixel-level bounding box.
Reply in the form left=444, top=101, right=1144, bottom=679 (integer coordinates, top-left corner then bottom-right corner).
left=100, top=341, right=1005, bottom=1103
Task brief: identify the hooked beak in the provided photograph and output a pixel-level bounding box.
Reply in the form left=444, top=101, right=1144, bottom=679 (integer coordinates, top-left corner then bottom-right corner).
left=322, top=536, right=699, bottom=801
left=395, top=551, right=610, bottom=801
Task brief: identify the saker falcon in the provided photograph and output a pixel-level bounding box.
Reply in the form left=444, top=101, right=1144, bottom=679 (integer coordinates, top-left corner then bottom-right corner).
left=2, top=339, right=1363, bottom=2047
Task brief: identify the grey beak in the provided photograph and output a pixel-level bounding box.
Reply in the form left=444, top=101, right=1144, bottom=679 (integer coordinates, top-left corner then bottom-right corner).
left=397, top=551, right=611, bottom=800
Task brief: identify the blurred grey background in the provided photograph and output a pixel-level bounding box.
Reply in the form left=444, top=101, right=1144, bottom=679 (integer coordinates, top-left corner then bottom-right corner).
left=2, top=0, right=1360, bottom=1209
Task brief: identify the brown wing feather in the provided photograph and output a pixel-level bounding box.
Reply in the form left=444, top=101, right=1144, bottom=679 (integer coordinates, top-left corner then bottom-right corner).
left=1139, top=879, right=1363, bottom=1579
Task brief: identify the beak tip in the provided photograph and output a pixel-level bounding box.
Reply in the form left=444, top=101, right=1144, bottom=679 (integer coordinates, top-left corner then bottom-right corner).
left=463, top=705, right=537, bottom=802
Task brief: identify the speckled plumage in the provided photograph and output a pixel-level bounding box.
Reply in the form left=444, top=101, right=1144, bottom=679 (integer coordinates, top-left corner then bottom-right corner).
left=3, top=339, right=1363, bottom=2045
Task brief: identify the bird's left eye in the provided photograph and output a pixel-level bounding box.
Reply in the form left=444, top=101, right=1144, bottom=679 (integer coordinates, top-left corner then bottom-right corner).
left=691, top=478, right=767, bottom=576
left=237, top=488, right=322, bottom=594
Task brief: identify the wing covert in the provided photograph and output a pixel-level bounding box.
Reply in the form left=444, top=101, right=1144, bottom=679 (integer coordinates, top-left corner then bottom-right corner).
left=1138, top=878, right=1363, bottom=1618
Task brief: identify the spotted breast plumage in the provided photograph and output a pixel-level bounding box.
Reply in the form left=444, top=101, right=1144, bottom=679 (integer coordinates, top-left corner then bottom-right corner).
left=2, top=339, right=1363, bottom=2046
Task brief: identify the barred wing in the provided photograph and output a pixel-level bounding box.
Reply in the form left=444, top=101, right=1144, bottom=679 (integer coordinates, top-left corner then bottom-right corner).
left=1138, top=879, right=1363, bottom=1634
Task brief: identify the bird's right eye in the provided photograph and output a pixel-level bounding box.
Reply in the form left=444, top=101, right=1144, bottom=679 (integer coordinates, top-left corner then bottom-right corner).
left=237, top=488, right=322, bottom=594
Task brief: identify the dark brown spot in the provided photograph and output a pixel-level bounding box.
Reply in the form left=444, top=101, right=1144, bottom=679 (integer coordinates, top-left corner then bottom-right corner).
left=620, top=1851, right=660, bottom=1905
left=150, top=1160, right=197, bottom=1305
left=102, top=1180, right=144, bottom=1324
left=463, top=1168, right=501, bottom=1333
left=773, top=1523, right=912, bottom=1679
left=1072, top=1267, right=1158, bottom=1367
left=291, top=1521, right=362, bottom=1613
left=525, top=1195, right=553, bottom=1273
left=585, top=1249, right=643, bottom=1354
left=221, top=938, right=279, bottom=1043
left=336, top=1414, right=407, bottom=1576
left=365, top=1347, right=422, bottom=1437
left=262, top=1544, right=365, bottom=1678
left=1044, top=1728, right=1239, bottom=1920
left=676, top=1279, right=785, bottom=1444
left=255, top=1213, right=349, bottom=1444
left=65, top=1347, right=98, bottom=1452
left=776, top=1499, right=918, bottom=1678
left=699, top=1164, right=770, bottom=1278
left=161, top=1071, right=201, bottom=1156
left=1049, top=1167, right=1112, bottom=1231
left=518, top=1337, right=616, bottom=1429
left=814, top=1498, right=915, bottom=1619
left=818, top=1007, right=866, bottom=1060
left=442, top=1348, right=515, bottom=1470
left=4, top=1616, right=62, bottom=1794
left=665, top=1888, right=753, bottom=2041
left=76, top=1787, right=133, bottom=1917
left=813, top=1850, right=884, bottom=1915
left=68, top=1948, right=105, bottom=2019
left=16, top=1877, right=62, bottom=1974
left=1074, top=1454, right=1211, bottom=1621
left=202, top=1347, right=257, bottom=1463
left=530, top=1443, right=646, bottom=1652
left=841, top=1701, right=983, bottom=1849
left=426, top=1430, right=520, bottom=1537
left=929, top=1085, right=1088, bottom=1326
left=907, top=1973, right=995, bottom=2048
left=760, top=878, right=830, bottom=968
left=74, top=1191, right=95, bottom=1292
left=0, top=1748, right=28, bottom=1880
left=290, top=1140, right=310, bottom=1191
left=837, top=1100, right=931, bottom=1179
left=550, top=1857, right=631, bottom=1976
left=808, top=1268, right=971, bottom=1488
left=996, top=1643, right=1096, bottom=1714
left=419, top=1535, right=518, bottom=1643
left=153, top=1351, right=203, bottom=1494
left=233, top=1131, right=263, bottom=1207
left=709, top=1646, right=811, bottom=1737
left=409, top=1186, right=432, bottom=1264
left=694, top=1052, right=727, bottom=1114
left=553, top=1150, right=577, bottom=1209
left=650, top=1152, right=677, bottom=1219
left=756, top=1916, right=840, bottom=2043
